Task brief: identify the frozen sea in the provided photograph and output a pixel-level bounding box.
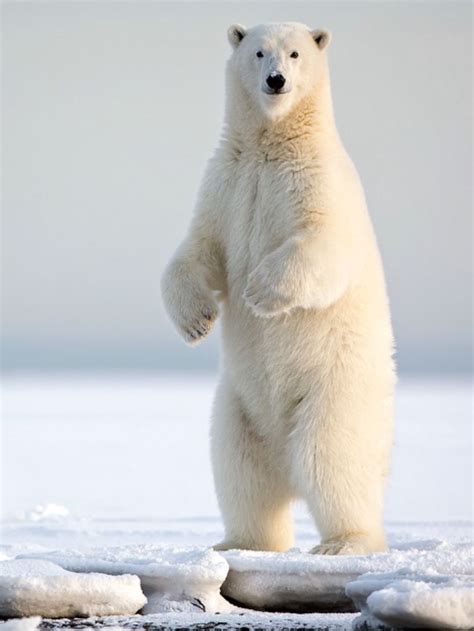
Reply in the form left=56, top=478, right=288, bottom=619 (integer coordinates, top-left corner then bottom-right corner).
left=1, top=373, right=472, bottom=629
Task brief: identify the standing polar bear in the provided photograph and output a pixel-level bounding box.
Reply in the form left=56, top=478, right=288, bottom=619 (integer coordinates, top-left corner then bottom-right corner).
left=162, top=22, right=395, bottom=555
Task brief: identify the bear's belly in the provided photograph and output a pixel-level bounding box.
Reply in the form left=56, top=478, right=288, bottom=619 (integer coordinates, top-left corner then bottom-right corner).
left=219, top=284, right=393, bottom=441
left=219, top=293, right=338, bottom=441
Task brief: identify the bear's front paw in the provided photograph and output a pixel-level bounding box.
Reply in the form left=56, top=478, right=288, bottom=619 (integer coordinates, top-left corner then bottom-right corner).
left=243, top=263, right=296, bottom=318
left=176, top=301, right=218, bottom=346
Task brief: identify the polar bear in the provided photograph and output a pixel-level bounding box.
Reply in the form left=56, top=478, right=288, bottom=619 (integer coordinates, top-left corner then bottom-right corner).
left=161, top=22, right=395, bottom=555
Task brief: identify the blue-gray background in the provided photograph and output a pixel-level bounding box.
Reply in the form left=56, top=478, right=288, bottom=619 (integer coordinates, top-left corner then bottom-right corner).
left=2, top=1, right=472, bottom=374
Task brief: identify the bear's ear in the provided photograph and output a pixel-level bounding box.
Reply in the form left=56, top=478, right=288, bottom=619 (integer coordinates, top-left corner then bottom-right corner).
left=227, top=24, right=247, bottom=49
left=310, top=29, right=332, bottom=51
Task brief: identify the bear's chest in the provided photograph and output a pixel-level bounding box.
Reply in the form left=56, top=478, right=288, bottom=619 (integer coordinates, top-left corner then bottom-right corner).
left=221, top=154, right=296, bottom=282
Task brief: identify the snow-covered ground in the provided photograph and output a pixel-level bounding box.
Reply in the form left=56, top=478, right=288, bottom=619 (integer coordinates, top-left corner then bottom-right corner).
left=1, top=374, right=472, bottom=629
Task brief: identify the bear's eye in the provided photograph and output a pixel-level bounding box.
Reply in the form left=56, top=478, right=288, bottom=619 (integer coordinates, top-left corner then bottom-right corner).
left=290, top=51, right=299, bottom=59
left=256, top=50, right=264, bottom=58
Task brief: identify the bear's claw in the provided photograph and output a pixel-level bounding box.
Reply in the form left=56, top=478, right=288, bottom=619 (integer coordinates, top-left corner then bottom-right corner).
left=179, top=301, right=218, bottom=345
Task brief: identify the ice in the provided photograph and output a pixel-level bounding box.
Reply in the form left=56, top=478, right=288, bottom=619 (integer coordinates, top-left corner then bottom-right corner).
left=348, top=570, right=474, bottom=630
left=220, top=540, right=473, bottom=612
left=0, top=559, right=146, bottom=618
left=18, top=546, right=232, bottom=614
left=0, top=619, right=41, bottom=631
left=16, top=540, right=471, bottom=618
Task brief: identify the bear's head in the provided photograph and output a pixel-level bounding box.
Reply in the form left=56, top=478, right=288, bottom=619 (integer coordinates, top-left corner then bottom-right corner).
left=227, top=22, right=331, bottom=122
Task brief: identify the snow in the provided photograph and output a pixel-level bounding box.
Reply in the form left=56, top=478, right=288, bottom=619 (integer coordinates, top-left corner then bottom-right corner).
left=2, top=375, right=471, bottom=523
left=0, top=559, right=146, bottom=618
left=348, top=571, right=474, bottom=630
left=21, top=505, right=70, bottom=523
left=18, top=546, right=232, bottom=614
left=20, top=545, right=228, bottom=583
left=223, top=539, right=472, bottom=576
left=1, top=374, right=472, bottom=628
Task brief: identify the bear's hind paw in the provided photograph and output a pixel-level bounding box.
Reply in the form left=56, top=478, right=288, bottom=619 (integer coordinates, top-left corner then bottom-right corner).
left=212, top=540, right=241, bottom=551
left=310, top=534, right=386, bottom=556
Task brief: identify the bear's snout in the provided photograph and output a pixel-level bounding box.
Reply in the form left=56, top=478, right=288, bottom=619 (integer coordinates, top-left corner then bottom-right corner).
left=266, top=73, right=286, bottom=93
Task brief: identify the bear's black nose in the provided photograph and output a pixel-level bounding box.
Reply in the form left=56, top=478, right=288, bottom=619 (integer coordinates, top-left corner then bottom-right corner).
left=266, top=73, right=286, bottom=92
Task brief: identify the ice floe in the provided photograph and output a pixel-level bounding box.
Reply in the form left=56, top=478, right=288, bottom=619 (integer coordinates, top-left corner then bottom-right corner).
left=348, top=570, right=474, bottom=630
left=19, top=546, right=232, bottom=614
left=0, top=559, right=146, bottom=618
left=220, top=539, right=473, bottom=613
left=9, top=539, right=473, bottom=626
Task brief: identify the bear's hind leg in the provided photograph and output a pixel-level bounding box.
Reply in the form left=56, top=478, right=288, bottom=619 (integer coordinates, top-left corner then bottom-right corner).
left=290, top=387, right=392, bottom=556
left=211, top=381, right=294, bottom=552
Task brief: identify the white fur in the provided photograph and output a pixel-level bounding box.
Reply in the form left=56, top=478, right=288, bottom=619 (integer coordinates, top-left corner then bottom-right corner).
left=161, top=22, right=395, bottom=555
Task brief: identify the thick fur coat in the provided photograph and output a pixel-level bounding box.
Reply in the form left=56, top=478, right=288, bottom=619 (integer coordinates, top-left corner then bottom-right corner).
left=161, top=22, right=395, bottom=555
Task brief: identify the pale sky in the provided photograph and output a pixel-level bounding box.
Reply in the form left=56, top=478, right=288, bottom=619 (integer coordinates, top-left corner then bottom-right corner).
left=2, top=1, right=472, bottom=373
